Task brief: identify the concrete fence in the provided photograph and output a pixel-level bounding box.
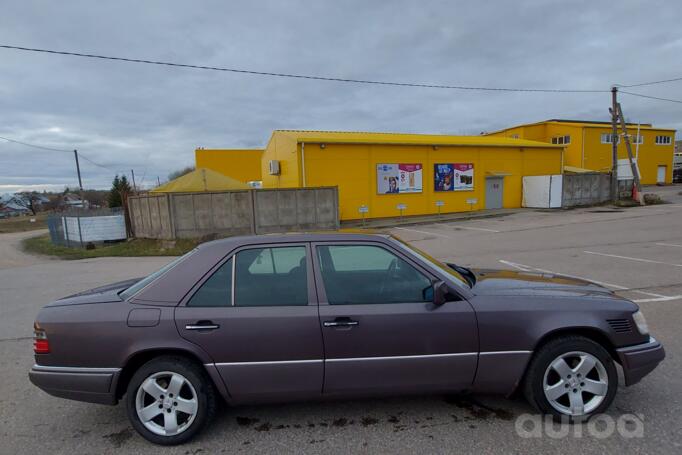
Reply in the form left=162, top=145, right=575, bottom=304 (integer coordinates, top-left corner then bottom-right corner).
left=128, top=187, right=339, bottom=240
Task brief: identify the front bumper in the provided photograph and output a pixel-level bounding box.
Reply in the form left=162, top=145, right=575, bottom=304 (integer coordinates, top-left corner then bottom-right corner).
left=29, top=364, right=121, bottom=405
left=616, top=336, right=665, bottom=386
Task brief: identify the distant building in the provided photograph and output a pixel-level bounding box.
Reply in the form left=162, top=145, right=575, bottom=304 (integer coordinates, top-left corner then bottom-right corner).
left=61, top=193, right=88, bottom=209
left=485, top=119, right=676, bottom=185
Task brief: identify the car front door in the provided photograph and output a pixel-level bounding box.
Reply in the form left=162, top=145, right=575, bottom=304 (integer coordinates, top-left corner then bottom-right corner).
left=175, top=243, right=323, bottom=403
left=313, top=241, right=478, bottom=396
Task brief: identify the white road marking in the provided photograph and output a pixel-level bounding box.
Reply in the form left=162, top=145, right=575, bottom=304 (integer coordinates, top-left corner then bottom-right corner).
left=584, top=251, right=682, bottom=268
left=439, top=224, right=500, bottom=233
left=655, top=242, right=682, bottom=248
left=632, top=295, right=682, bottom=303
left=497, top=260, right=673, bottom=300
left=498, top=260, right=533, bottom=272
left=393, top=227, right=452, bottom=239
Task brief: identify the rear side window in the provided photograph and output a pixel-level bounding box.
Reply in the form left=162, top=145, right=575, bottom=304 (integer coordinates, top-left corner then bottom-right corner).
left=187, top=258, right=232, bottom=307
left=317, top=245, right=432, bottom=305
left=234, top=246, right=308, bottom=306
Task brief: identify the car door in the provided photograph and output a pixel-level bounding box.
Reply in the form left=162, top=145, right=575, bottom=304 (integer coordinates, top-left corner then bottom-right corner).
left=313, top=241, right=478, bottom=396
left=175, top=242, right=324, bottom=403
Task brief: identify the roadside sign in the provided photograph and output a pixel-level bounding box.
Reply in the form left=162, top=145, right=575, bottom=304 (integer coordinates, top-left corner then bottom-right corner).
left=396, top=203, right=407, bottom=210
left=466, top=198, right=478, bottom=205
left=358, top=205, right=369, bottom=213
left=435, top=200, right=445, bottom=207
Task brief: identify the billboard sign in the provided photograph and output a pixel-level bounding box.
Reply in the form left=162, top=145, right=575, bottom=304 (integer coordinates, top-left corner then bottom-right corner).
left=377, top=163, right=423, bottom=194
left=434, top=163, right=474, bottom=191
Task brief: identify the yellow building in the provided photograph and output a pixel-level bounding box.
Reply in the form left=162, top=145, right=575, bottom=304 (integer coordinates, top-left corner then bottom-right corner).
left=195, top=148, right=263, bottom=183
left=257, top=130, right=563, bottom=220
left=485, top=119, right=676, bottom=184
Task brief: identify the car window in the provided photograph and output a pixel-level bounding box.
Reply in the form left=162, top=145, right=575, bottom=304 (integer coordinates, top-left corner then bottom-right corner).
left=235, top=246, right=308, bottom=306
left=187, top=258, right=232, bottom=307
left=119, top=249, right=196, bottom=300
left=317, top=245, right=432, bottom=305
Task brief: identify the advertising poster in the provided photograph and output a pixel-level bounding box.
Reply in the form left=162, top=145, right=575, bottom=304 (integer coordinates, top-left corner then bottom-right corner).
left=434, top=163, right=474, bottom=191
left=377, top=163, right=423, bottom=194
left=433, top=163, right=474, bottom=191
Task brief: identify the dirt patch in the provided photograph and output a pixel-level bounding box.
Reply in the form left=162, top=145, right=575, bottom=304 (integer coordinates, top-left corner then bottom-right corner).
left=444, top=395, right=514, bottom=421
left=102, top=428, right=133, bottom=448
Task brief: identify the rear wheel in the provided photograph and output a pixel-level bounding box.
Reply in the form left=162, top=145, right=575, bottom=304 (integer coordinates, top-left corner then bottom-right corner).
left=125, top=356, right=216, bottom=445
left=523, top=336, right=617, bottom=421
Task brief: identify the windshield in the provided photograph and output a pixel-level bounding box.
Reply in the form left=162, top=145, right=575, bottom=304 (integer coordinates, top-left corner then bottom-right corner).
left=390, top=236, right=470, bottom=288
left=119, top=249, right=197, bottom=300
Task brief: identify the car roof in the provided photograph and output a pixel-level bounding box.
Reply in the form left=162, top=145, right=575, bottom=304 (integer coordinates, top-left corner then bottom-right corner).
left=197, top=230, right=393, bottom=251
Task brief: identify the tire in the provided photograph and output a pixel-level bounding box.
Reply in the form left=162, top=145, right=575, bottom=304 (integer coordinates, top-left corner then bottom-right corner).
left=125, top=355, right=217, bottom=445
left=523, top=335, right=617, bottom=422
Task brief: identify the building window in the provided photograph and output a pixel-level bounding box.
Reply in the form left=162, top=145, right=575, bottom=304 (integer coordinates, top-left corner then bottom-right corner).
left=601, top=133, right=620, bottom=144
left=510, top=134, right=519, bottom=139
left=655, top=135, right=672, bottom=145
left=629, top=134, right=644, bottom=145
left=551, top=135, right=571, bottom=145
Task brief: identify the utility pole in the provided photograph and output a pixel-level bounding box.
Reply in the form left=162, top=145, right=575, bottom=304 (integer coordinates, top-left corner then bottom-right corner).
left=157, top=176, right=161, bottom=187
left=131, top=169, right=137, bottom=195
left=610, top=86, right=619, bottom=201
left=73, top=149, right=84, bottom=247
left=617, top=102, right=643, bottom=201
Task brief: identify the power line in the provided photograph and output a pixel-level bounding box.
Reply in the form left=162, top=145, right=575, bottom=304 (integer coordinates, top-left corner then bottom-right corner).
left=0, top=44, right=607, bottom=93
left=0, top=134, right=125, bottom=173
left=618, top=76, right=682, bottom=88
left=620, top=90, right=682, bottom=104
left=0, top=135, right=71, bottom=152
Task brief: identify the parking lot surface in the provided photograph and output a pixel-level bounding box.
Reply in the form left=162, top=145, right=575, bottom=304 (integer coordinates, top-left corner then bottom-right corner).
left=1, top=186, right=681, bottom=454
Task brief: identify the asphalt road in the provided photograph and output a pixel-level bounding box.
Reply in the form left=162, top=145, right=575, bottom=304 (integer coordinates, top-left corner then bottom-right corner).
left=1, top=186, right=681, bottom=454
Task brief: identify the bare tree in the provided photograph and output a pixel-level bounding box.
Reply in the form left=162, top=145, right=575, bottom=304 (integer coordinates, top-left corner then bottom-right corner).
left=12, top=192, right=42, bottom=215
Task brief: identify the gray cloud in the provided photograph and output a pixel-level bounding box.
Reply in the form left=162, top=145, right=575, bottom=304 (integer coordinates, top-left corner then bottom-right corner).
left=1, top=0, right=681, bottom=191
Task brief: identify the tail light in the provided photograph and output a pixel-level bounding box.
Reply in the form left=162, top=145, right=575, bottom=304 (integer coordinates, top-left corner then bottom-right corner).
left=33, top=322, right=50, bottom=354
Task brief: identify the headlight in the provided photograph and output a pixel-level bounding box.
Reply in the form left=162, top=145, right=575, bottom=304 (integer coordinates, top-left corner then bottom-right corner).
left=632, top=310, right=649, bottom=335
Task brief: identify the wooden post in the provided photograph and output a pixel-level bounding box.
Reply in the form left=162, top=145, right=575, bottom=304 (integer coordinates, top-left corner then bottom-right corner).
left=616, top=103, right=642, bottom=197
left=611, top=87, right=619, bottom=201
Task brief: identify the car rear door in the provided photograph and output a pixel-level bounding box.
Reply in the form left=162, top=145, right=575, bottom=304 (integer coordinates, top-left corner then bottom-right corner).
left=312, top=241, right=478, bottom=396
left=175, top=242, right=323, bottom=403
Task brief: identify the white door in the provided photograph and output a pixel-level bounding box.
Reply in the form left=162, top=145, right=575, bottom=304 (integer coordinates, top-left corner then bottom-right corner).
left=657, top=166, right=666, bottom=184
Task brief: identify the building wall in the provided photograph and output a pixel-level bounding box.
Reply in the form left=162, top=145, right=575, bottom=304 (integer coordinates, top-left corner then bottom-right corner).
left=303, top=143, right=562, bottom=220
left=260, top=132, right=301, bottom=188
left=195, top=149, right=263, bottom=183
left=488, top=122, right=676, bottom=184
left=581, top=127, right=675, bottom=184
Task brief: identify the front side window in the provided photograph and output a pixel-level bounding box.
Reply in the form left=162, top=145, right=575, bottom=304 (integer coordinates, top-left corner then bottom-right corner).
left=317, top=245, right=432, bottom=305
left=235, top=246, right=308, bottom=306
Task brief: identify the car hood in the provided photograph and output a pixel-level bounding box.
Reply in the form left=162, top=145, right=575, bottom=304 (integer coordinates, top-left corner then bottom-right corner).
left=469, top=268, right=614, bottom=297
left=46, top=278, right=141, bottom=307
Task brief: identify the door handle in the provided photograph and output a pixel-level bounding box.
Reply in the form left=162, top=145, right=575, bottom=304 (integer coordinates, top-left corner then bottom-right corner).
left=323, top=318, right=359, bottom=328
left=185, top=321, right=220, bottom=331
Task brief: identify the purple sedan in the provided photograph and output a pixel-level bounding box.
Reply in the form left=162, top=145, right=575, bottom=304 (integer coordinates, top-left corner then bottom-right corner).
left=29, top=232, right=664, bottom=445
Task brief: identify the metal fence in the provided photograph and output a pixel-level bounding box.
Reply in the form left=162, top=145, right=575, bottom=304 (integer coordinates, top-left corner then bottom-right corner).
left=128, top=187, right=340, bottom=240
left=47, top=207, right=127, bottom=247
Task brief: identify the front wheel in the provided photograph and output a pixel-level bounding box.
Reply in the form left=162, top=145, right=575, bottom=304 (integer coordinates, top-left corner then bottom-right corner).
left=125, top=356, right=216, bottom=445
left=523, top=336, right=617, bottom=421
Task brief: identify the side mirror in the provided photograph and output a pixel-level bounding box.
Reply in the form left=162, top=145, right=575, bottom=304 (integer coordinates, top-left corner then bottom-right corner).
left=432, top=280, right=450, bottom=306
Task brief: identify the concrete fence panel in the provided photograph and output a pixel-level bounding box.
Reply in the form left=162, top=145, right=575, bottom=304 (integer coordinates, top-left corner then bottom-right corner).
left=562, top=173, right=612, bottom=207
left=128, top=187, right=338, bottom=239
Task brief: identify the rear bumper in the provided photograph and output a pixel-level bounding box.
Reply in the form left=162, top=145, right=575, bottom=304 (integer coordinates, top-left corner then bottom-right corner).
left=29, top=364, right=121, bottom=405
left=616, top=337, right=665, bottom=386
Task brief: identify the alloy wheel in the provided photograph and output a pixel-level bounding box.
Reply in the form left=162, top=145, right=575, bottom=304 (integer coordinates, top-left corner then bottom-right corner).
left=542, top=351, right=609, bottom=416
left=135, top=371, right=199, bottom=436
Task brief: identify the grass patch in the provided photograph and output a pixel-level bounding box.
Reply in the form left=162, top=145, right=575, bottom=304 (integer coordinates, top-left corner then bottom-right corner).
left=0, top=213, right=48, bottom=233
left=22, top=234, right=200, bottom=259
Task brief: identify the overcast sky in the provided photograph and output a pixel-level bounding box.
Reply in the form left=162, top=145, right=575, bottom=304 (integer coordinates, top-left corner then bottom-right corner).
left=1, top=0, right=681, bottom=192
